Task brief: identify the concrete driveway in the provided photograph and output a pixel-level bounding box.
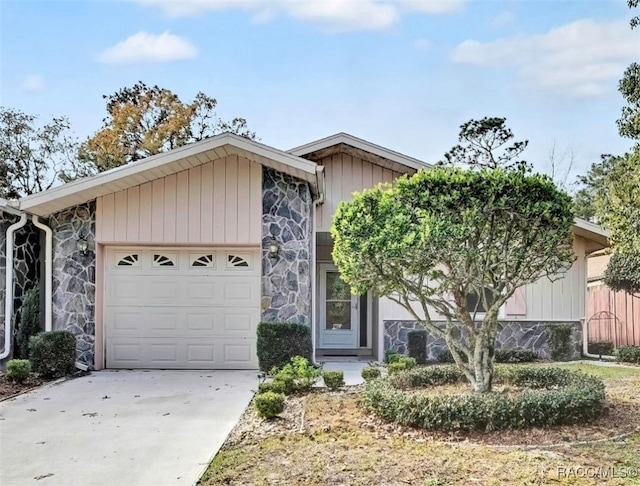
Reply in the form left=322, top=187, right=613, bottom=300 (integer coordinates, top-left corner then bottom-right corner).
left=0, top=370, right=257, bottom=486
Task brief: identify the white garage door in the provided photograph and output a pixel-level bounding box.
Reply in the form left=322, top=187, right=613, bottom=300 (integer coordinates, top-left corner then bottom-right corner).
left=105, top=248, right=260, bottom=369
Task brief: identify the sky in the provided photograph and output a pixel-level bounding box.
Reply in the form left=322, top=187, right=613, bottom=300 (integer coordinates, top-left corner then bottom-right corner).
left=1, top=0, right=639, bottom=187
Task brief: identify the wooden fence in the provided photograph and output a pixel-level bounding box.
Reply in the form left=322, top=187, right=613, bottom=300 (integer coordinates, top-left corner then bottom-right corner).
left=587, top=282, right=640, bottom=347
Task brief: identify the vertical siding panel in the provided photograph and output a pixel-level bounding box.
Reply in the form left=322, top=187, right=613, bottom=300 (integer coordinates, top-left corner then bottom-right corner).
left=213, top=158, right=226, bottom=243
left=164, top=174, right=177, bottom=243
left=341, top=154, right=353, bottom=203
left=320, top=157, right=332, bottom=230
left=352, top=156, right=363, bottom=195
left=151, top=179, right=165, bottom=242
left=126, top=186, right=140, bottom=242
left=330, top=153, right=342, bottom=230
left=188, top=165, right=202, bottom=243
left=249, top=161, right=262, bottom=244
left=138, top=182, right=152, bottom=242
left=176, top=170, right=189, bottom=242
left=372, top=164, right=383, bottom=187
left=95, top=197, right=103, bottom=242
left=200, top=162, right=214, bottom=243
left=225, top=155, right=239, bottom=243
left=382, top=168, right=394, bottom=185
left=114, top=190, right=128, bottom=242
left=362, top=160, right=373, bottom=189
left=237, top=157, right=251, bottom=243
left=100, top=193, right=115, bottom=242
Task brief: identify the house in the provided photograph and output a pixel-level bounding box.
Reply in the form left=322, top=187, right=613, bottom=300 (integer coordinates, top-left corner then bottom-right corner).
left=0, top=132, right=610, bottom=369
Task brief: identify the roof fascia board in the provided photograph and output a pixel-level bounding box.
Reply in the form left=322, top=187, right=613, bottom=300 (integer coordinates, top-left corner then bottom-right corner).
left=288, top=133, right=430, bottom=171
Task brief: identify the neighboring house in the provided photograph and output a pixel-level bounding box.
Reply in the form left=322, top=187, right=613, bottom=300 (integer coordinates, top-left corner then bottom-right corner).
left=0, top=133, right=610, bottom=369
left=586, top=253, right=640, bottom=347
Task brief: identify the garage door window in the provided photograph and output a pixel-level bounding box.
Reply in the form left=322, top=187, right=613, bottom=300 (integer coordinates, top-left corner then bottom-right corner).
left=117, top=253, right=139, bottom=267
left=153, top=253, right=177, bottom=267
left=191, top=254, right=215, bottom=268
left=227, top=254, right=250, bottom=268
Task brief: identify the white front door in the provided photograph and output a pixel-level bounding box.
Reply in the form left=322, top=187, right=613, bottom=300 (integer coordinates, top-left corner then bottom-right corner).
left=318, top=264, right=359, bottom=349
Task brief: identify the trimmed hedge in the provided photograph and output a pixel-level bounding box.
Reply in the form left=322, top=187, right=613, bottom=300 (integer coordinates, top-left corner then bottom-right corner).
left=258, top=380, right=286, bottom=395
left=407, top=330, right=428, bottom=365
left=616, top=346, right=640, bottom=364
left=254, top=392, right=285, bottom=419
left=6, top=359, right=31, bottom=383
left=323, top=370, right=345, bottom=390
left=437, top=348, right=539, bottom=364
left=29, top=331, right=76, bottom=378
left=364, top=365, right=606, bottom=431
left=257, top=322, right=312, bottom=372
left=361, top=367, right=381, bottom=381
left=588, top=341, right=615, bottom=357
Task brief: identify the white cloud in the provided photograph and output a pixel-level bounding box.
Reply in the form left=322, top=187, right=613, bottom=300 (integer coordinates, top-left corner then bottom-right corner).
left=489, top=10, right=514, bottom=29
left=135, top=0, right=465, bottom=31
left=452, top=19, right=640, bottom=97
left=98, top=31, right=197, bottom=64
left=21, top=75, right=46, bottom=94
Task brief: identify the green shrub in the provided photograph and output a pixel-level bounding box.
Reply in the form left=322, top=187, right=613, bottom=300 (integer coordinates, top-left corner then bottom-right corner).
left=398, top=356, right=417, bottom=369
left=364, top=365, right=605, bottom=431
left=407, top=330, right=428, bottom=365
left=6, top=359, right=31, bottom=383
left=257, top=322, right=312, bottom=372
left=323, top=370, right=345, bottom=390
left=29, top=331, right=76, bottom=378
left=436, top=349, right=454, bottom=363
left=388, top=362, right=408, bottom=374
left=258, top=380, right=286, bottom=395
left=494, top=348, right=539, bottom=363
left=588, top=341, right=615, bottom=356
left=616, top=346, right=640, bottom=364
left=547, top=324, right=574, bottom=361
left=270, top=356, right=320, bottom=393
left=361, top=366, right=382, bottom=381
left=16, top=287, right=41, bottom=359
left=273, top=374, right=295, bottom=395
left=385, top=350, right=402, bottom=363
left=254, top=391, right=285, bottom=419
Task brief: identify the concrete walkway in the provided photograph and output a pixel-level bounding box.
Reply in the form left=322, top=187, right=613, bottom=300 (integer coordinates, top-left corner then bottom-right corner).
left=319, top=360, right=372, bottom=385
left=0, top=370, right=257, bottom=486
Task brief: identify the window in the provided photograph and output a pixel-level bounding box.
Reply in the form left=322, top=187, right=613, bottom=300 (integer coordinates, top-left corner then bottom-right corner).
left=466, top=288, right=496, bottom=314
left=117, top=254, right=139, bottom=267
left=227, top=254, right=250, bottom=268
left=152, top=253, right=176, bottom=267
left=191, top=254, right=215, bottom=268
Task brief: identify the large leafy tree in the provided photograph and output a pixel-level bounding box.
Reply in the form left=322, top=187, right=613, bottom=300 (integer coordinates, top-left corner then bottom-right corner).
left=75, top=82, right=256, bottom=174
left=0, top=107, right=79, bottom=198
left=332, top=120, right=575, bottom=393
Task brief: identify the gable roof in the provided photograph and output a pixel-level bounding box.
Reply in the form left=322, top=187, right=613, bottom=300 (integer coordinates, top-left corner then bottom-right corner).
left=573, top=218, right=610, bottom=253
left=288, top=132, right=431, bottom=173
left=17, top=133, right=325, bottom=217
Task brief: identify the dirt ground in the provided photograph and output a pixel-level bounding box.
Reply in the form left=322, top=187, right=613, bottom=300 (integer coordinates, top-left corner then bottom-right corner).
left=0, top=374, right=44, bottom=400
left=199, top=366, right=640, bottom=486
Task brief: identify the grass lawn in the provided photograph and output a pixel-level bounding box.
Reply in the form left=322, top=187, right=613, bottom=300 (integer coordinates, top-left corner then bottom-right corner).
left=199, top=364, right=640, bottom=486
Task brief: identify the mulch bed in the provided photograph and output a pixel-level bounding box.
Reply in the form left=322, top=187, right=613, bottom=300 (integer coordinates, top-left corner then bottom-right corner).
left=0, top=374, right=45, bottom=400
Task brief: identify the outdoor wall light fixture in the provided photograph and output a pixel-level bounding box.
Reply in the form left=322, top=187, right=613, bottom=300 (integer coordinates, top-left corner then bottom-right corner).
left=76, top=233, right=88, bottom=255
left=268, top=237, right=279, bottom=259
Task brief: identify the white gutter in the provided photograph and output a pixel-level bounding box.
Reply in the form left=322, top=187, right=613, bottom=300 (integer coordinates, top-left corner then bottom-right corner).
left=310, top=170, right=325, bottom=366
left=1, top=213, right=28, bottom=360
left=582, top=249, right=616, bottom=361
left=31, top=216, right=52, bottom=332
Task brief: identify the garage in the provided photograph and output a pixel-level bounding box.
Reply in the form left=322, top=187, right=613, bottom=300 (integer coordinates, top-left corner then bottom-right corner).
left=104, top=247, right=260, bottom=369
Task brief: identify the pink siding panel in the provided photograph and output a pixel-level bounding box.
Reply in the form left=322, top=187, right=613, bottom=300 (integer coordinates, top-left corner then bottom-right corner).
left=163, top=174, right=177, bottom=243
left=151, top=179, right=165, bottom=242
left=95, top=156, right=262, bottom=245
left=138, top=182, right=152, bottom=242
left=188, top=165, right=202, bottom=243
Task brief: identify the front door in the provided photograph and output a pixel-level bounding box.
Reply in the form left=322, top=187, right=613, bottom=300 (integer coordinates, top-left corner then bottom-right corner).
left=318, top=264, right=359, bottom=349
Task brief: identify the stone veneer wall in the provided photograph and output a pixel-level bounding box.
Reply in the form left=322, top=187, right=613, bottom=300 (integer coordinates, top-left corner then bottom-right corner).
left=384, top=320, right=583, bottom=360
left=0, top=213, right=41, bottom=358
left=261, top=167, right=313, bottom=324
left=50, top=202, right=96, bottom=366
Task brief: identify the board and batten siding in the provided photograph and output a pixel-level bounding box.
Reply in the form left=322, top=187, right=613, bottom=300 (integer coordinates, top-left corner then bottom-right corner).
left=96, top=155, right=262, bottom=245
left=380, top=237, right=589, bottom=322
left=316, top=153, right=406, bottom=232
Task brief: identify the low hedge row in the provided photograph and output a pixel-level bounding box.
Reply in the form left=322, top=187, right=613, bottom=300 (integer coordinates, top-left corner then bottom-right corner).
left=364, top=365, right=606, bottom=431
left=616, top=346, right=640, bottom=364
left=436, top=348, right=539, bottom=364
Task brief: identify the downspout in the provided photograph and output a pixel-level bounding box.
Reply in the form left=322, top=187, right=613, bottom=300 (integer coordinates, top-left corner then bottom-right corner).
left=31, top=216, right=52, bottom=332
left=1, top=213, right=28, bottom=360
left=310, top=167, right=325, bottom=365
left=582, top=248, right=616, bottom=360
